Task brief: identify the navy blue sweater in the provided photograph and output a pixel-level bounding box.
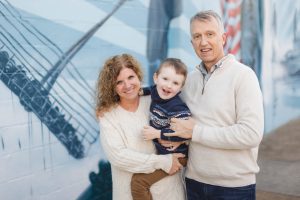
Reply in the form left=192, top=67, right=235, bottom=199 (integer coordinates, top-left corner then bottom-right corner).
left=148, top=86, right=191, bottom=156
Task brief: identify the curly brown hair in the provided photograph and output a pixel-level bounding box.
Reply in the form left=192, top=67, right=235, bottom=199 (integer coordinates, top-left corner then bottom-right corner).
left=95, top=54, right=143, bottom=115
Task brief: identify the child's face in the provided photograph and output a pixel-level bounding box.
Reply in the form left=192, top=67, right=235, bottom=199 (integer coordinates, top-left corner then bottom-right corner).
left=154, top=66, right=185, bottom=100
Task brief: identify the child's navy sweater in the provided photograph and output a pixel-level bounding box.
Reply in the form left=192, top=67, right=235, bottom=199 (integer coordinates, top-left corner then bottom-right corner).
left=148, top=85, right=191, bottom=156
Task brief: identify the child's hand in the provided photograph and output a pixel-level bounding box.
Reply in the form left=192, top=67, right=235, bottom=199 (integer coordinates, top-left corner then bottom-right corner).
left=142, top=126, right=160, bottom=140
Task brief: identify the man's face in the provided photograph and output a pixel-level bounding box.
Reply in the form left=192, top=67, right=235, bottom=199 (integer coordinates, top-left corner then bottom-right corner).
left=190, top=18, right=226, bottom=71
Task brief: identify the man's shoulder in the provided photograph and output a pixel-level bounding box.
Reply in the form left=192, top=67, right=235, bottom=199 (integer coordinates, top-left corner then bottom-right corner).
left=236, top=63, right=257, bottom=79
left=186, top=68, right=201, bottom=81
left=188, top=68, right=200, bottom=75
left=226, top=57, right=256, bottom=76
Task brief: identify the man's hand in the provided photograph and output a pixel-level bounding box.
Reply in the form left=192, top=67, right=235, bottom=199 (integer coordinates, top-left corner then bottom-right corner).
left=165, top=118, right=196, bottom=139
left=168, top=153, right=185, bottom=175
left=142, top=126, right=160, bottom=140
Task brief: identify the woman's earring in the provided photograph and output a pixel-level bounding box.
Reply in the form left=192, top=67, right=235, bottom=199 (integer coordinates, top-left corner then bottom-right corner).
left=138, top=88, right=144, bottom=96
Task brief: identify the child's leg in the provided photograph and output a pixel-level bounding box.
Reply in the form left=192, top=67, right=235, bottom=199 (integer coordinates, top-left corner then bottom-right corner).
left=131, top=169, right=168, bottom=200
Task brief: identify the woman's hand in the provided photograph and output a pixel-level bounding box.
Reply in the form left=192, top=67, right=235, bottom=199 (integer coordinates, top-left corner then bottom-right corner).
left=168, top=153, right=185, bottom=175
left=142, top=126, right=160, bottom=140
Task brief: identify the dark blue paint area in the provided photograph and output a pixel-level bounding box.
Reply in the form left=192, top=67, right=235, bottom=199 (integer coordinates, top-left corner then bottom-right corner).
left=78, top=160, right=112, bottom=200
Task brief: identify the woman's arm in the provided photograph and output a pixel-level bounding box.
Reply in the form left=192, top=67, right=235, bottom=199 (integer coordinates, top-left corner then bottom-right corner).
left=100, top=116, right=176, bottom=174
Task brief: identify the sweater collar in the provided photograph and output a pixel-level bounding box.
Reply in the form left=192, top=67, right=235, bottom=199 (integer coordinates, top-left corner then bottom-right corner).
left=196, top=54, right=234, bottom=73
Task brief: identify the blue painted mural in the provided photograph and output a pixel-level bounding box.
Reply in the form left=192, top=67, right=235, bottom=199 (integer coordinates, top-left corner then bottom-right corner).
left=261, top=0, right=300, bottom=132
left=0, top=0, right=299, bottom=199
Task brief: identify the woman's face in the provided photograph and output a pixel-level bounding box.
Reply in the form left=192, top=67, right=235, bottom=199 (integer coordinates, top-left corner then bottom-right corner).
left=115, top=67, right=141, bottom=102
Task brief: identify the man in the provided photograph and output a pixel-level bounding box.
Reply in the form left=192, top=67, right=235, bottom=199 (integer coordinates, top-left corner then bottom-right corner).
left=165, top=10, right=264, bottom=200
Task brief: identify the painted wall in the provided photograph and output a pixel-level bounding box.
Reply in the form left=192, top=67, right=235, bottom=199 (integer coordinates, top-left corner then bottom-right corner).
left=0, top=0, right=299, bottom=199
left=262, top=0, right=300, bottom=132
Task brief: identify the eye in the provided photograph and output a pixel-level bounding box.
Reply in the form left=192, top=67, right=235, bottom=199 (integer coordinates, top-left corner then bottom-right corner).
left=128, top=75, right=135, bottom=79
left=207, top=32, right=214, bottom=37
left=163, top=77, right=168, bottom=81
left=193, top=34, right=200, bottom=40
left=173, top=81, right=179, bottom=85
left=116, top=80, right=123, bottom=85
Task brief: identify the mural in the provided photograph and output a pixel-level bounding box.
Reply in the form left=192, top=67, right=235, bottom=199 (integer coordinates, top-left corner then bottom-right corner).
left=0, top=0, right=102, bottom=159
left=146, top=0, right=183, bottom=84
left=0, top=0, right=127, bottom=159
left=0, top=0, right=299, bottom=199
left=262, top=0, right=300, bottom=132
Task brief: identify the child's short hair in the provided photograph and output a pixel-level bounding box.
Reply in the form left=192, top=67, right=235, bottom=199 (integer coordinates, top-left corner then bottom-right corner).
left=155, top=58, right=188, bottom=85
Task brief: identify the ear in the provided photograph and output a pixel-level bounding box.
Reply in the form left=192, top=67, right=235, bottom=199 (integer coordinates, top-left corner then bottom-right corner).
left=153, top=73, right=158, bottom=84
left=222, top=33, right=227, bottom=46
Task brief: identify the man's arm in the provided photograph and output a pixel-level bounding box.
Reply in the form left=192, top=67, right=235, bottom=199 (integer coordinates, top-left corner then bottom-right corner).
left=167, top=117, right=195, bottom=139
left=142, top=125, right=188, bottom=142
left=166, top=69, right=264, bottom=150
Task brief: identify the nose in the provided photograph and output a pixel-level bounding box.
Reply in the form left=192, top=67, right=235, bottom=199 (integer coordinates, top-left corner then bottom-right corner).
left=124, top=80, right=131, bottom=89
left=200, top=36, right=208, bottom=45
left=166, top=81, right=172, bottom=88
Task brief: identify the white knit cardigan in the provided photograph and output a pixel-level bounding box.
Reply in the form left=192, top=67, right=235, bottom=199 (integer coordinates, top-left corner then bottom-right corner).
left=99, top=96, right=185, bottom=200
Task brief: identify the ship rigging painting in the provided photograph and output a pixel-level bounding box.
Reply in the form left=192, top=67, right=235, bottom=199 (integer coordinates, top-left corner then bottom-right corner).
left=0, top=0, right=126, bottom=158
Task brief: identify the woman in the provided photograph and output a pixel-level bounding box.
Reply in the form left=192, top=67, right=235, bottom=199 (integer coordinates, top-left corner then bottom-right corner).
left=95, top=54, right=185, bottom=200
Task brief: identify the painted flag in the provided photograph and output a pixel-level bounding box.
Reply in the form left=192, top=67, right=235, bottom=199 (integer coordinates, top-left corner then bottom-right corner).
left=221, top=0, right=242, bottom=60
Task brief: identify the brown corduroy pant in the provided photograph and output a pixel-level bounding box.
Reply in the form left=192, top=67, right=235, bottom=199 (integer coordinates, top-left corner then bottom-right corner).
left=131, top=157, right=187, bottom=200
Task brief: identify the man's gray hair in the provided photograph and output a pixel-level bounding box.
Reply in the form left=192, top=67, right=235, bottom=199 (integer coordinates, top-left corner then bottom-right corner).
left=190, top=10, right=225, bottom=33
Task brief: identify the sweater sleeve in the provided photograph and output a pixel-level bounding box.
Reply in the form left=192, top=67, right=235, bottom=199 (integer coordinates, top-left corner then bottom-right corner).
left=192, top=69, right=264, bottom=150
left=99, top=116, right=172, bottom=173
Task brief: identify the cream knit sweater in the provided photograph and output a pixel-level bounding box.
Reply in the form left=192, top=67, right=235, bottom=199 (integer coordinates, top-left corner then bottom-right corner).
left=181, top=54, right=264, bottom=187
left=99, top=96, right=185, bottom=200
